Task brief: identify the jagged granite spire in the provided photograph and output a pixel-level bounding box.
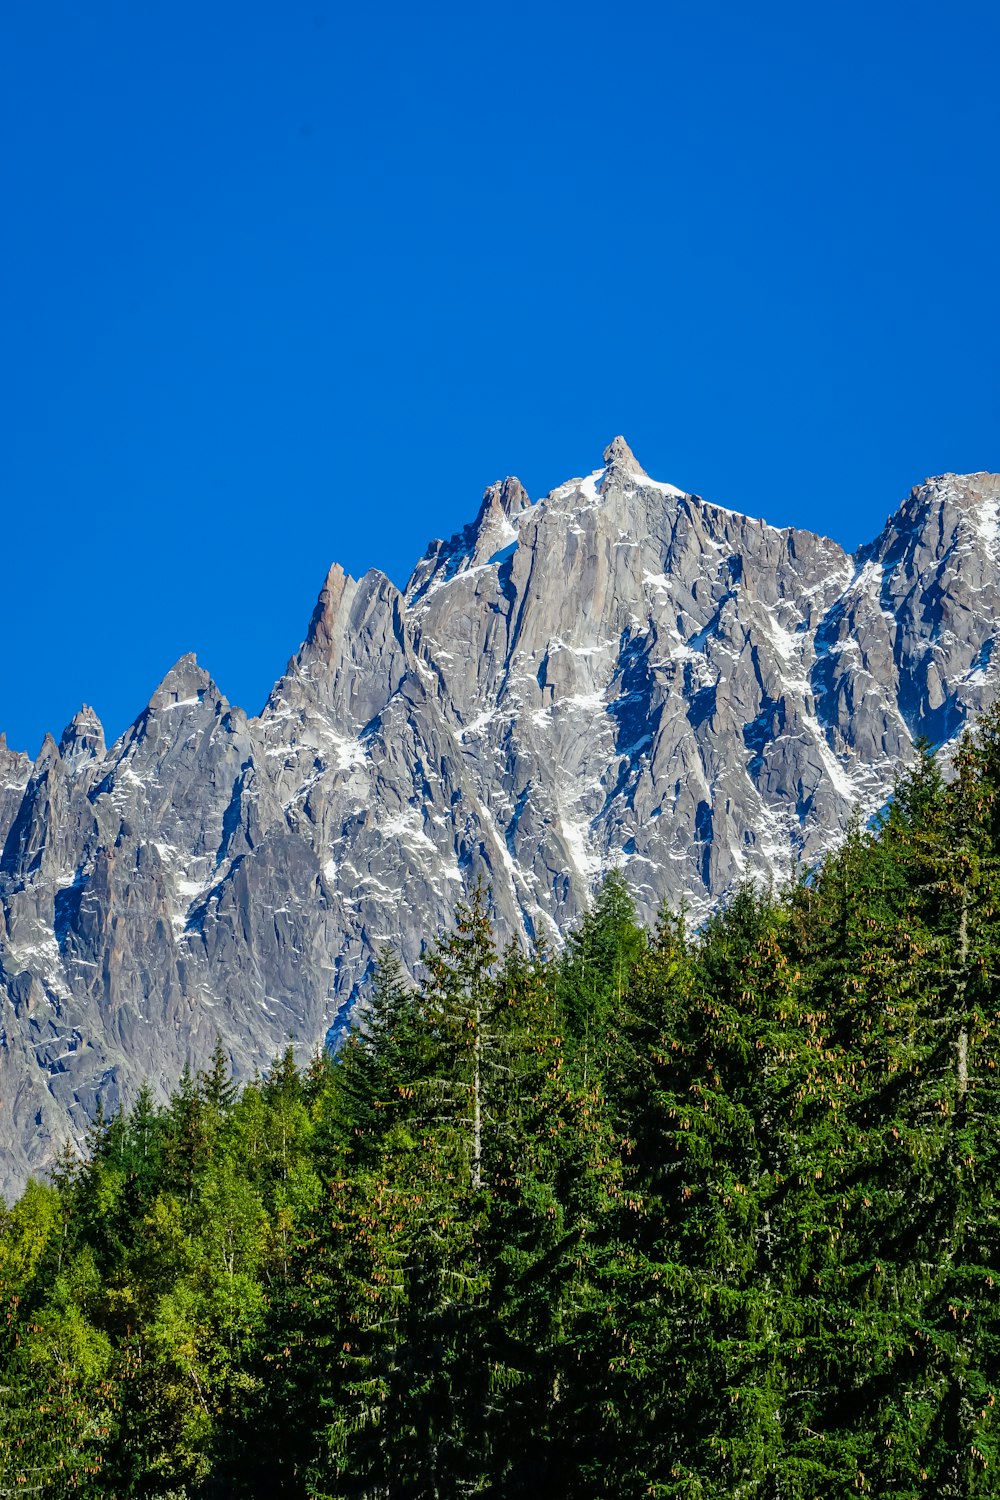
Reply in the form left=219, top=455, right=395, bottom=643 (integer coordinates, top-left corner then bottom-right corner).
left=59, top=706, right=105, bottom=764
left=602, top=434, right=647, bottom=477
left=147, top=653, right=222, bottom=712
left=405, top=475, right=534, bottom=604
left=476, top=475, right=532, bottom=527
left=304, top=562, right=354, bottom=654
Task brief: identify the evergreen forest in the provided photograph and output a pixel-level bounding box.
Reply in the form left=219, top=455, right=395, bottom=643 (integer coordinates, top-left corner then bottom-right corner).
left=5, top=714, right=1000, bottom=1498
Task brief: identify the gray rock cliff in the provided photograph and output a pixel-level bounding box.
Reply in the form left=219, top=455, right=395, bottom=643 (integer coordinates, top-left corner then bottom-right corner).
left=2, top=444, right=999, bottom=1197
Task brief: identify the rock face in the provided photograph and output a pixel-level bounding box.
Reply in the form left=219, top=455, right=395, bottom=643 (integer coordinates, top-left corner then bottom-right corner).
left=2, top=444, right=999, bottom=1197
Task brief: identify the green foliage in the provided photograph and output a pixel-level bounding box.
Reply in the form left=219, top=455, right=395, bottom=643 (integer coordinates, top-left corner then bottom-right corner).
left=6, top=713, right=1000, bottom=1494
left=559, top=867, right=646, bottom=1086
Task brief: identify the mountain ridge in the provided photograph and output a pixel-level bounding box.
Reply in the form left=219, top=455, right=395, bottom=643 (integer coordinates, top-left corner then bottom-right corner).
left=1, top=441, right=998, bottom=1196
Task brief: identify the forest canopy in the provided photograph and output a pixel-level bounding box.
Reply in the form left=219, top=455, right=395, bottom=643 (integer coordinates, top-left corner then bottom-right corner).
left=4, top=713, right=1000, bottom=1497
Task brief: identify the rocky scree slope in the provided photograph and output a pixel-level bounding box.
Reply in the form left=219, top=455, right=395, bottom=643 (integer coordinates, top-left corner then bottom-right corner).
left=1, top=438, right=999, bottom=1196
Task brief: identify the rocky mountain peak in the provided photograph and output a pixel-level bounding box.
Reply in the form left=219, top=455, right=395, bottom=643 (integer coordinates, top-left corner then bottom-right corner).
left=907, top=472, right=1000, bottom=520
left=0, top=736, right=32, bottom=821
left=937, top=470, right=1000, bottom=495
left=147, top=654, right=225, bottom=715
left=935, top=471, right=1000, bottom=529
left=477, top=475, right=531, bottom=526
left=58, top=705, right=106, bottom=764
left=405, top=478, right=534, bottom=606
left=33, top=732, right=61, bottom=774
left=305, top=562, right=354, bottom=654
left=2, top=446, right=1000, bottom=1200
left=275, top=565, right=408, bottom=732
left=602, top=434, right=647, bottom=479
left=867, top=471, right=1000, bottom=574
left=300, top=565, right=403, bottom=665
left=463, top=476, right=532, bottom=569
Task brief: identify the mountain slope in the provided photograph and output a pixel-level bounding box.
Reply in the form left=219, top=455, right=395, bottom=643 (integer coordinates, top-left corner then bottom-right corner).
left=1, top=441, right=998, bottom=1195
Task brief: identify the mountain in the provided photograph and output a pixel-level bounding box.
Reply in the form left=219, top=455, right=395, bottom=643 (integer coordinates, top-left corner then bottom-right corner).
left=1, top=439, right=998, bottom=1196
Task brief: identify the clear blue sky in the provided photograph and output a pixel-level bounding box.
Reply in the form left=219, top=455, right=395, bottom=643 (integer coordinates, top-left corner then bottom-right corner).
left=2, top=0, right=998, bottom=755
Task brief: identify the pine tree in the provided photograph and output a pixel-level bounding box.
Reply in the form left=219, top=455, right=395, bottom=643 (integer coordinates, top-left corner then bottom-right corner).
left=839, top=719, right=1000, bottom=1496
left=559, top=869, right=646, bottom=1090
